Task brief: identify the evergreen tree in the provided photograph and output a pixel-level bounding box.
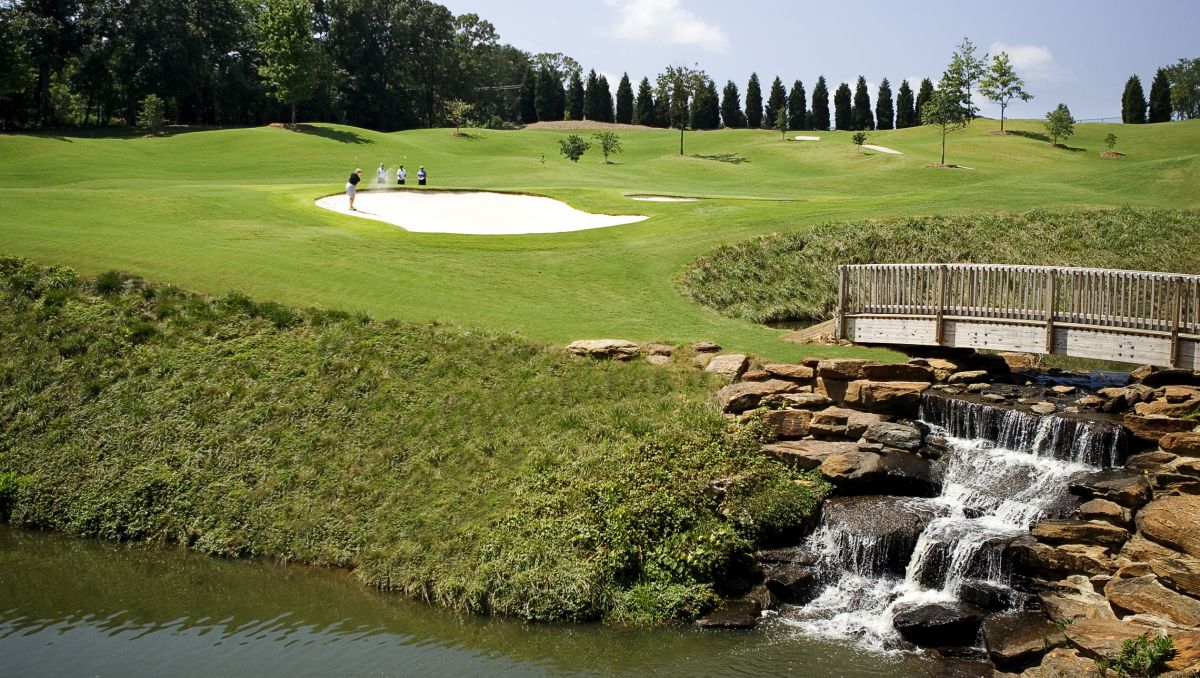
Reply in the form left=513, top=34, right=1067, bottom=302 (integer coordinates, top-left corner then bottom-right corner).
left=582, top=69, right=598, bottom=120
left=875, top=78, right=894, bottom=130
left=811, top=76, right=830, bottom=130
left=979, top=51, right=1033, bottom=131
left=764, top=76, right=786, bottom=129
left=535, top=66, right=564, bottom=121
left=895, top=79, right=916, bottom=128
left=745, top=73, right=763, bottom=128
left=720, top=80, right=744, bottom=128
left=597, top=74, right=614, bottom=122
left=615, top=72, right=633, bottom=124
left=566, top=69, right=584, bottom=120
left=690, top=78, right=719, bottom=129
left=1148, top=68, right=1172, bottom=123
left=851, top=75, right=873, bottom=130
left=518, top=65, right=538, bottom=123
left=634, top=76, right=655, bottom=126
left=834, top=82, right=852, bottom=130
left=915, top=78, right=934, bottom=121
left=653, top=91, right=670, bottom=128
left=788, top=80, right=806, bottom=130
left=1122, top=75, right=1147, bottom=124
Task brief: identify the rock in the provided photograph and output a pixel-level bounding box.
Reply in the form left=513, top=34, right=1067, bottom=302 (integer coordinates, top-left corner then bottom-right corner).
left=1151, top=557, right=1200, bottom=599
left=1037, top=575, right=1116, bottom=622
left=1123, top=414, right=1196, bottom=443
left=762, top=440, right=858, bottom=471
left=763, top=392, right=830, bottom=410
left=1051, top=385, right=1078, bottom=396
left=1069, top=470, right=1153, bottom=509
left=1077, top=395, right=1106, bottom=409
left=1135, top=397, right=1200, bottom=418
left=1010, top=537, right=1118, bottom=578
left=815, top=377, right=850, bottom=403
left=967, top=382, right=990, bottom=393
left=948, top=370, right=990, bottom=385
left=843, top=380, right=931, bottom=414
left=705, top=353, right=749, bottom=381
left=1030, top=402, right=1057, bottom=415
left=816, top=359, right=869, bottom=381
left=983, top=611, right=1067, bottom=670
left=820, top=496, right=942, bottom=575
left=819, top=448, right=936, bottom=497
left=694, top=598, right=761, bottom=629
left=961, top=580, right=1028, bottom=613
left=692, top=353, right=714, bottom=368
left=1130, top=364, right=1157, bottom=381
left=921, top=435, right=952, bottom=459
left=1063, top=617, right=1167, bottom=662
left=1126, top=450, right=1178, bottom=470
left=1161, top=432, right=1200, bottom=457
left=763, top=564, right=819, bottom=604
left=809, top=406, right=890, bottom=439
left=761, top=409, right=813, bottom=439
left=982, top=393, right=1007, bottom=404
left=692, top=341, right=721, bottom=353
left=643, top=343, right=675, bottom=356
left=1163, top=385, right=1200, bottom=402
left=1121, top=533, right=1186, bottom=563
left=741, top=369, right=771, bottom=381
left=762, top=364, right=815, bottom=381
left=1030, top=519, right=1130, bottom=550
left=1140, top=369, right=1200, bottom=388
left=863, top=422, right=924, bottom=450
left=1074, top=499, right=1133, bottom=530
left=717, top=379, right=801, bottom=413
left=566, top=339, right=639, bottom=360
left=1000, top=352, right=1038, bottom=370
left=861, top=363, right=936, bottom=382
left=754, top=545, right=819, bottom=566
left=644, top=354, right=671, bottom=366
left=893, top=602, right=987, bottom=648
left=1138, top=495, right=1200, bottom=558
left=1105, top=575, right=1200, bottom=627
left=924, top=357, right=960, bottom=381
left=1016, top=647, right=1101, bottom=677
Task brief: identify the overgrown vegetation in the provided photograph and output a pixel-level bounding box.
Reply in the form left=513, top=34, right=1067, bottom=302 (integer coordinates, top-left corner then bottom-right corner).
left=0, top=257, right=827, bottom=624
left=1095, top=633, right=1175, bottom=677
left=679, top=207, right=1200, bottom=324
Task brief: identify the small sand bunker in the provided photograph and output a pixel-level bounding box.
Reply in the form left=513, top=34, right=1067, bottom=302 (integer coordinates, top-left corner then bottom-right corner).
left=862, top=144, right=903, bottom=155
left=793, top=135, right=821, bottom=141
left=626, top=194, right=700, bottom=202
left=316, top=190, right=647, bottom=235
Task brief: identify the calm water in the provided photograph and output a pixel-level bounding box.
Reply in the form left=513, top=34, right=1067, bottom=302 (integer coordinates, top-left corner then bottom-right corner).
left=0, top=526, right=966, bottom=678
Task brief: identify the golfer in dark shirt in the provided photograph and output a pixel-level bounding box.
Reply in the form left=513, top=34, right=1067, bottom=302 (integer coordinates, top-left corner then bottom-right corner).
left=346, top=168, right=362, bottom=210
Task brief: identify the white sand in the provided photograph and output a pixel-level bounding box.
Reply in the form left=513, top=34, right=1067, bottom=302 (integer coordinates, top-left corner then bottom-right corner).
left=626, top=194, right=700, bottom=202
left=862, top=144, right=903, bottom=154
left=793, top=135, right=821, bottom=141
left=316, top=190, right=647, bottom=235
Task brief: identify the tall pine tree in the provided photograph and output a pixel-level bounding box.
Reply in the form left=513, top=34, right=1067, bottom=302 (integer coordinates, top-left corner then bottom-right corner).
left=690, top=78, right=719, bottom=129
left=851, top=76, right=873, bottom=130
left=634, top=76, right=655, bottom=126
left=1122, top=75, right=1147, bottom=124
left=875, top=78, right=894, bottom=130
left=615, top=72, right=633, bottom=124
left=915, top=78, right=934, bottom=122
left=535, top=66, right=564, bottom=121
left=788, top=80, right=806, bottom=130
left=745, top=73, right=763, bottom=129
left=566, top=70, right=584, bottom=120
left=895, top=79, right=915, bottom=128
left=764, top=76, right=786, bottom=129
left=582, top=69, right=598, bottom=120
left=518, top=65, right=538, bottom=124
left=720, top=80, right=744, bottom=128
left=1148, top=68, right=1172, bottom=123
left=597, top=74, right=614, bottom=122
left=811, top=76, right=830, bottom=130
left=834, top=82, right=852, bottom=130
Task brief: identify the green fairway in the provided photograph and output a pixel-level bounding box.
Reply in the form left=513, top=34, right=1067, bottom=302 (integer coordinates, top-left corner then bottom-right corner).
left=2, top=119, right=1198, bottom=361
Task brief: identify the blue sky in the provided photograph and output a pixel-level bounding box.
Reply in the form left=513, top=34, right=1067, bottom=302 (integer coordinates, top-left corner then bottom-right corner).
left=441, top=0, right=1200, bottom=121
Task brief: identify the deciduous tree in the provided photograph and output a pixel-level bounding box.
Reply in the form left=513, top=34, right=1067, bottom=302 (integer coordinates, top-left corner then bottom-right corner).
left=592, top=130, right=621, bottom=163
left=257, top=0, right=318, bottom=125
left=657, top=64, right=708, bottom=153
left=558, top=133, right=589, bottom=162
left=1165, top=58, right=1200, bottom=120
left=1044, top=103, right=1075, bottom=147
left=921, top=86, right=969, bottom=165
left=979, top=51, right=1033, bottom=132
left=945, top=36, right=986, bottom=119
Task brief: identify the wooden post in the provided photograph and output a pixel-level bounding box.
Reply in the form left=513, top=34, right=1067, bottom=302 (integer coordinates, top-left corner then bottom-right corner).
left=1170, top=277, right=1184, bottom=368
left=835, top=265, right=848, bottom=340
left=935, top=265, right=947, bottom=345
left=1044, top=270, right=1057, bottom=355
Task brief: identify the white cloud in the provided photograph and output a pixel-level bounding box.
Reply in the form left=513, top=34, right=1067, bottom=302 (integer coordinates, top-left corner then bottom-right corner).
left=605, top=0, right=729, bottom=53
left=989, top=42, right=1068, bottom=82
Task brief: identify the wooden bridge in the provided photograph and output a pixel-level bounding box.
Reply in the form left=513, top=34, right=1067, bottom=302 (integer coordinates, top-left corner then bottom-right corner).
left=834, top=264, right=1200, bottom=369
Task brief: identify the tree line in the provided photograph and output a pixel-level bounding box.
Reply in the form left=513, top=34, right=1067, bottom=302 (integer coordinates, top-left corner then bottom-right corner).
left=1121, top=59, right=1200, bottom=124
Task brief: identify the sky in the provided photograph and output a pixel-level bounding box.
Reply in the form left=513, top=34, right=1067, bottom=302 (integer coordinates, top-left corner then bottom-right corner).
left=439, top=0, right=1200, bottom=122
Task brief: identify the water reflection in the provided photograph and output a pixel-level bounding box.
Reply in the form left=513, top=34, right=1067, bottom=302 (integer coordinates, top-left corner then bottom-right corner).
left=0, top=526, right=960, bottom=677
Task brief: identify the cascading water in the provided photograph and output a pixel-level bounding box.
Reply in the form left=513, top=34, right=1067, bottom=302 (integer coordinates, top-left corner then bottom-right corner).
left=781, top=393, right=1128, bottom=651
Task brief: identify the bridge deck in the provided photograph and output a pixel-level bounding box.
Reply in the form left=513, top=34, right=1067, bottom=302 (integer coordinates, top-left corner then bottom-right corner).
left=834, top=264, right=1200, bottom=369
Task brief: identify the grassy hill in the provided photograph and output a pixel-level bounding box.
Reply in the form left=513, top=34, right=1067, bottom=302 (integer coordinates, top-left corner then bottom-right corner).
left=1, top=119, right=1198, bottom=362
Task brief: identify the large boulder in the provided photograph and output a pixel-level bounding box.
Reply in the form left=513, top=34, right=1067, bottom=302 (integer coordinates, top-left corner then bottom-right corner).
left=892, top=602, right=987, bottom=648
left=565, top=339, right=639, bottom=360
left=1105, top=575, right=1200, bottom=627
left=762, top=564, right=820, bottom=604
left=704, top=353, right=749, bottom=381
left=694, top=598, right=761, bottom=629
left=818, top=449, right=936, bottom=497
left=1074, top=499, right=1133, bottom=530
left=948, top=369, right=990, bottom=385
left=819, top=496, right=942, bottom=575
left=761, top=409, right=813, bottom=439
left=1015, top=648, right=1102, bottom=677
left=843, top=380, right=931, bottom=415
left=863, top=422, right=923, bottom=451
left=1134, top=393, right=1200, bottom=418
left=762, top=440, right=858, bottom=471
left=1036, top=575, right=1116, bottom=622
left=1030, top=519, right=1130, bottom=550
left=763, top=392, right=832, bottom=410
left=1137, top=495, right=1200, bottom=558
left=717, top=379, right=801, bottom=413
left=1069, top=470, right=1153, bottom=509
left=763, top=363, right=815, bottom=380
left=1161, top=432, right=1200, bottom=457
left=1123, top=413, right=1195, bottom=443
left=1150, top=557, right=1200, bottom=599
left=809, top=406, right=890, bottom=439
left=1121, top=533, right=1185, bottom=563
left=1062, top=617, right=1169, bottom=663
left=983, top=611, right=1067, bottom=670
left=861, top=363, right=936, bottom=382
left=1140, top=368, right=1200, bottom=388
left=1010, top=537, right=1118, bottom=578
left=816, top=359, right=869, bottom=381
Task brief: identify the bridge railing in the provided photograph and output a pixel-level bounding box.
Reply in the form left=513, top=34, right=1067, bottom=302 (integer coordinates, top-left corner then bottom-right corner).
left=835, top=264, right=1200, bottom=367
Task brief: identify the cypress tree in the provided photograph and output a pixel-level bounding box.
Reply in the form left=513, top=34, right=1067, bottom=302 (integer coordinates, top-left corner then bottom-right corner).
left=851, top=76, right=873, bottom=130
left=720, top=80, right=744, bottom=128
left=915, top=78, right=934, bottom=122
left=653, top=91, right=671, bottom=128
left=597, top=74, right=615, bottom=122
left=834, top=82, right=852, bottom=130
left=615, top=73, right=633, bottom=124
left=788, top=80, right=806, bottom=130
left=811, top=76, right=830, bottom=131
left=518, top=66, right=538, bottom=124
left=634, top=76, right=655, bottom=126
left=566, top=70, right=584, bottom=121
left=895, top=79, right=915, bottom=128
left=1122, top=75, right=1147, bottom=124
left=534, top=67, right=561, bottom=122
left=875, top=78, right=894, bottom=130
left=690, top=78, right=720, bottom=129
left=745, top=73, right=763, bottom=129
left=583, top=69, right=598, bottom=120
left=764, top=76, right=786, bottom=129
left=1148, top=68, right=1172, bottom=123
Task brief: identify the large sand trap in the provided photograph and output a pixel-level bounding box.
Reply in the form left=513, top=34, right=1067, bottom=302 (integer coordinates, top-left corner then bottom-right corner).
left=793, top=135, right=821, bottom=141
left=863, top=144, right=903, bottom=154
left=316, top=190, right=647, bottom=235
left=627, top=194, right=700, bottom=202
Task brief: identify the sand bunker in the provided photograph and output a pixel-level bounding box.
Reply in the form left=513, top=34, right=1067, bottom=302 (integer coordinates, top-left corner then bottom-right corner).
left=862, top=144, right=903, bottom=155
left=793, top=135, right=821, bottom=141
left=316, top=190, right=647, bottom=235
left=626, top=194, right=700, bottom=202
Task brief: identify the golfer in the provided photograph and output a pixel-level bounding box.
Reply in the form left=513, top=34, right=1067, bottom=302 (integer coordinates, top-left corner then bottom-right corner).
left=417, top=166, right=427, bottom=186
left=376, top=163, right=386, bottom=184
left=346, top=168, right=363, bottom=210
left=397, top=164, right=406, bottom=185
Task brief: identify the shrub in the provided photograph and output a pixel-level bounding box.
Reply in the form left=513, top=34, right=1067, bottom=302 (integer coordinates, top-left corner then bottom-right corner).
left=94, top=270, right=126, bottom=295
left=558, top=134, right=590, bottom=163
left=1095, top=633, right=1175, bottom=677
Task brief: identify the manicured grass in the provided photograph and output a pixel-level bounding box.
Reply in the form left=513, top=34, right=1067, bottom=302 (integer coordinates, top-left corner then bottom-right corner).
left=2, top=119, right=1197, bottom=362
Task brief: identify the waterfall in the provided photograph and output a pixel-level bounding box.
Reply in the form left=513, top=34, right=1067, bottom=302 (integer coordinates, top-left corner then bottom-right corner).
left=781, top=394, right=1122, bottom=652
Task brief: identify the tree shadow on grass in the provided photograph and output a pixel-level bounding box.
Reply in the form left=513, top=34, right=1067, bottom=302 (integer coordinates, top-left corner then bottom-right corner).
left=691, top=153, right=750, bottom=165
left=298, top=125, right=373, bottom=144
left=1008, top=129, right=1051, bottom=143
